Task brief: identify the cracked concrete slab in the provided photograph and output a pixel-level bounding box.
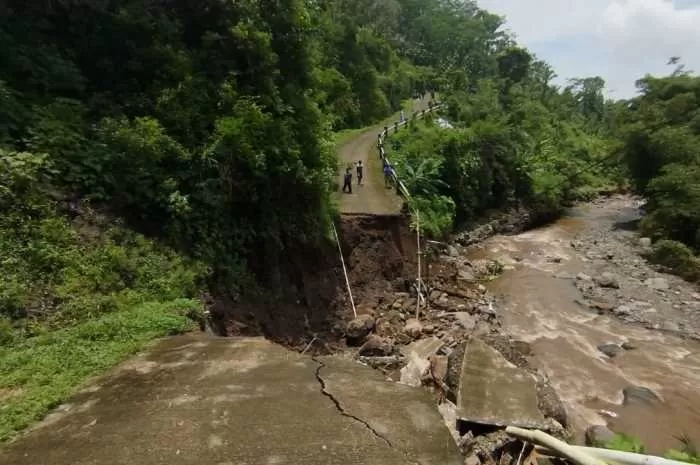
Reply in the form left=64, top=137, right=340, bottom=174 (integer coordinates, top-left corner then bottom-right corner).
left=320, top=356, right=462, bottom=465
left=1, top=334, right=459, bottom=465
left=400, top=336, right=445, bottom=359
left=457, top=338, right=546, bottom=428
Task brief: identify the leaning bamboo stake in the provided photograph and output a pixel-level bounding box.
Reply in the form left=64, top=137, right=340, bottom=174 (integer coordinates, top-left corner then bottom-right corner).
left=331, top=222, right=356, bottom=318
left=506, top=427, right=607, bottom=465
left=535, top=445, right=692, bottom=465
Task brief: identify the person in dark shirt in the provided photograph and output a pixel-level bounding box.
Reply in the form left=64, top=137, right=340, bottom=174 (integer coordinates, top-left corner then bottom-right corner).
left=342, top=167, right=353, bottom=193
left=356, top=160, right=364, bottom=185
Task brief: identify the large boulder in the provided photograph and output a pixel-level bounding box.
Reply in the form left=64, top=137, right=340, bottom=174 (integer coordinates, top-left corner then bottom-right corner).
left=453, top=312, right=476, bottom=331
left=404, top=318, right=423, bottom=339
left=346, top=314, right=375, bottom=343
left=595, top=272, right=620, bottom=289
left=585, top=425, right=616, bottom=446
left=358, top=335, right=394, bottom=356
left=597, top=343, right=622, bottom=358
left=622, top=386, right=660, bottom=405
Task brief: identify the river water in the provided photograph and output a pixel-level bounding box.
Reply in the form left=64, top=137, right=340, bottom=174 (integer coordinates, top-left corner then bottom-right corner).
left=468, top=198, right=700, bottom=454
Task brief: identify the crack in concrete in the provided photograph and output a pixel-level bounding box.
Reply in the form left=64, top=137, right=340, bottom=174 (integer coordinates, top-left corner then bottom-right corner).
left=312, top=358, right=394, bottom=448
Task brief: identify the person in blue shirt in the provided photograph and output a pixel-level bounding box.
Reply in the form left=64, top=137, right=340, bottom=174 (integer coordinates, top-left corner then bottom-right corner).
left=383, top=162, right=392, bottom=188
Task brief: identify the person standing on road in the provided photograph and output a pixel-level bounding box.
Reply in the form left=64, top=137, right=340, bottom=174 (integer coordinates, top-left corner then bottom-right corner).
left=342, top=167, right=353, bottom=194
left=383, top=161, right=392, bottom=188
left=356, top=160, right=364, bottom=186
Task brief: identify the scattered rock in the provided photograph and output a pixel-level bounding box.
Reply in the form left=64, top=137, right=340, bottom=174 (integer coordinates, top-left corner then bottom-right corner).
left=404, top=318, right=423, bottom=339
left=638, top=237, right=652, bottom=248
left=590, top=301, right=616, bottom=313
left=458, top=269, right=476, bottom=282
left=512, top=340, right=532, bottom=356
left=464, top=454, right=481, bottom=465
left=423, top=324, right=435, bottom=334
left=660, top=321, right=680, bottom=332
left=597, top=344, right=622, bottom=358
left=644, top=277, right=669, bottom=291
left=430, top=290, right=441, bottom=301
left=346, top=315, right=375, bottom=342
left=621, top=342, right=637, bottom=351
left=478, top=303, right=496, bottom=317
left=622, top=386, right=660, bottom=406
left=576, top=273, right=593, bottom=282
left=447, top=245, right=460, bottom=257
left=477, top=284, right=487, bottom=294
left=585, top=425, right=616, bottom=446
left=392, top=300, right=403, bottom=309
left=358, top=335, right=394, bottom=356
left=453, top=312, right=476, bottom=331
left=692, top=292, right=700, bottom=301
left=595, top=272, right=620, bottom=289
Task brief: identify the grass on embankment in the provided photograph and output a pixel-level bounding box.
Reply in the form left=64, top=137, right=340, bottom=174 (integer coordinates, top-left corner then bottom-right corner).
left=0, top=299, right=199, bottom=442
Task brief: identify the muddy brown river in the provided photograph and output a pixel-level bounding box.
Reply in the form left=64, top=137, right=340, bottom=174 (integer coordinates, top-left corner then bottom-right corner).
left=469, top=198, right=700, bottom=454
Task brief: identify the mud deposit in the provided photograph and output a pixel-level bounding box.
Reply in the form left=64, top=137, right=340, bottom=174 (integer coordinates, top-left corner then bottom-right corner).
left=208, top=214, right=418, bottom=350
left=468, top=195, right=700, bottom=454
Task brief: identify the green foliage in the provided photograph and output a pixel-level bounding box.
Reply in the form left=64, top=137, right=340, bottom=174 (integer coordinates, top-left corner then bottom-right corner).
left=604, top=433, right=646, bottom=454
left=601, top=433, right=699, bottom=465
left=646, top=240, right=700, bottom=282
left=616, top=70, right=700, bottom=268
left=0, top=298, right=199, bottom=442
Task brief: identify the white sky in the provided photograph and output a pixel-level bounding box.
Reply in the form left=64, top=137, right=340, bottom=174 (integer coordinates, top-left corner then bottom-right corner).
left=476, top=0, right=700, bottom=99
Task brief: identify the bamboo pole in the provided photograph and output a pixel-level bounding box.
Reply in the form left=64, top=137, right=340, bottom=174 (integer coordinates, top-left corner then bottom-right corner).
left=331, top=222, right=356, bottom=318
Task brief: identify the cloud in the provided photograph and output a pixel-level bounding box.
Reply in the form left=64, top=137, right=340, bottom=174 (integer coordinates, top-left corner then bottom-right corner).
left=476, top=0, right=700, bottom=98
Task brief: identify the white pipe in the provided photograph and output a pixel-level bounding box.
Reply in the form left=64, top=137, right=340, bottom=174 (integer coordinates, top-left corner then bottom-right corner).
left=506, top=427, right=607, bottom=465
left=331, top=222, right=356, bottom=318
left=536, top=445, right=692, bottom=465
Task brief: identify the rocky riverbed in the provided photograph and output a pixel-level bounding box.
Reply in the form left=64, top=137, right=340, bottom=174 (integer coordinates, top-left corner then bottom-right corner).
left=339, top=194, right=700, bottom=461
left=463, top=195, right=700, bottom=454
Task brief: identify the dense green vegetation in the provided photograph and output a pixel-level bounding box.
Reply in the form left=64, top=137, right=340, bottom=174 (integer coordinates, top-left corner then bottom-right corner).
left=0, top=0, right=522, bottom=438
left=2, top=0, right=699, bottom=441
left=387, top=61, right=620, bottom=237
left=611, top=66, right=700, bottom=281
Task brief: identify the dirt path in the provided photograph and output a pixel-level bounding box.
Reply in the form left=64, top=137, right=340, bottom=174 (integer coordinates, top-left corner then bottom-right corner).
left=336, top=98, right=431, bottom=215
left=464, top=195, right=700, bottom=453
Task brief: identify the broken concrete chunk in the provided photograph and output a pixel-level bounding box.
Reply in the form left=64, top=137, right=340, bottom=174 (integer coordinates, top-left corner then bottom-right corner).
left=457, top=339, right=545, bottom=429
left=464, top=455, right=481, bottom=465
left=399, top=351, right=430, bottom=387
left=345, top=314, right=375, bottom=343
left=453, top=312, right=476, bottom=331
left=400, top=336, right=445, bottom=359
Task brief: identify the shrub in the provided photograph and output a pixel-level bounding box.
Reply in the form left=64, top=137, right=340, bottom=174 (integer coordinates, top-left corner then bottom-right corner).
left=646, top=240, right=700, bottom=282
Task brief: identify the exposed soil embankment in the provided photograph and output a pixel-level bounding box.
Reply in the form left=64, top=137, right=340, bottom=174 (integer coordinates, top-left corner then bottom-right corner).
left=208, top=213, right=418, bottom=348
